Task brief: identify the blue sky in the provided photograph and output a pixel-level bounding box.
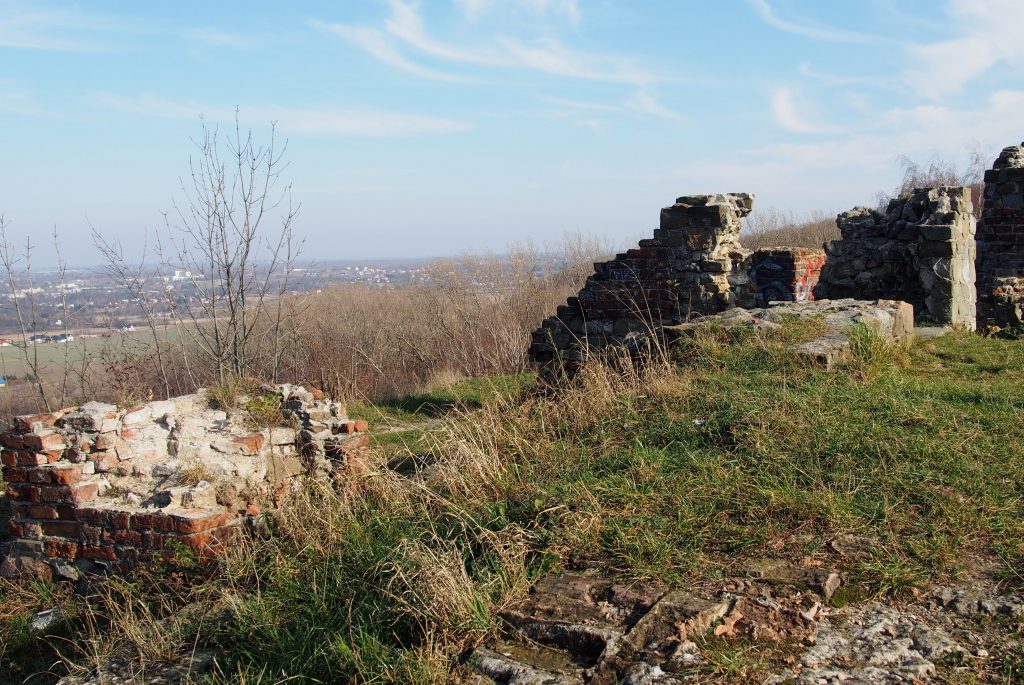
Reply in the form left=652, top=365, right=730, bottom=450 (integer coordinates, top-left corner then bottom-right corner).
left=2, top=0, right=1023, bottom=266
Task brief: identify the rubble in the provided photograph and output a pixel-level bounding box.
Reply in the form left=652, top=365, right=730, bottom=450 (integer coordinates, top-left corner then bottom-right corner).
left=1, top=384, right=367, bottom=578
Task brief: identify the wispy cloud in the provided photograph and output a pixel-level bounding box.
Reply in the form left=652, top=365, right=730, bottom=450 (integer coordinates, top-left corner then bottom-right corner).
left=454, top=0, right=581, bottom=26
left=771, top=86, right=841, bottom=134
left=312, top=20, right=469, bottom=82
left=94, top=93, right=472, bottom=137
left=319, top=0, right=655, bottom=87
left=0, top=6, right=127, bottom=51
left=748, top=0, right=874, bottom=43
left=902, top=0, right=1024, bottom=99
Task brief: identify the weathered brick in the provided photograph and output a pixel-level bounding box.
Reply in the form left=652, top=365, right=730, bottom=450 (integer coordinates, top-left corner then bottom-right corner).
left=14, top=412, right=62, bottom=433
left=171, top=509, right=230, bottom=534
left=130, top=513, right=176, bottom=532
left=81, top=545, right=117, bottom=561
left=43, top=538, right=80, bottom=559
left=2, top=466, right=29, bottom=483
left=40, top=520, right=80, bottom=538
left=22, top=432, right=66, bottom=451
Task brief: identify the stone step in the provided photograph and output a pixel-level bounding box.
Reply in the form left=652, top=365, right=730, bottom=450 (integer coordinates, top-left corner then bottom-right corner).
left=468, top=646, right=584, bottom=685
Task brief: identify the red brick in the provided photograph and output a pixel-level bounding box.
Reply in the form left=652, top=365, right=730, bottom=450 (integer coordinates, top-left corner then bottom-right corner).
left=27, top=504, right=59, bottom=519
left=94, top=433, right=117, bottom=450
left=69, top=482, right=98, bottom=504
left=130, top=513, right=176, bottom=532
left=142, top=531, right=169, bottom=549
left=15, top=451, right=47, bottom=466
left=81, top=524, right=102, bottom=546
left=231, top=432, right=265, bottom=455
left=0, top=434, right=25, bottom=449
left=40, top=520, right=80, bottom=538
left=39, top=485, right=70, bottom=503
left=110, top=511, right=131, bottom=530
left=14, top=412, right=61, bottom=433
left=11, top=484, right=41, bottom=503
left=0, top=450, right=17, bottom=467
left=2, top=466, right=29, bottom=483
left=22, top=432, right=66, bottom=451
left=82, top=545, right=117, bottom=561
left=353, top=420, right=369, bottom=433
left=44, top=538, right=80, bottom=559
left=44, top=450, right=63, bottom=464
left=106, top=528, right=143, bottom=546
left=50, top=466, right=81, bottom=486
left=90, top=451, right=118, bottom=472
left=171, top=510, right=230, bottom=534
left=74, top=507, right=107, bottom=524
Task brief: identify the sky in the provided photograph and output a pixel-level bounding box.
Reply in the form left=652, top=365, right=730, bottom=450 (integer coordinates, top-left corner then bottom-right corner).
left=2, top=0, right=1024, bottom=266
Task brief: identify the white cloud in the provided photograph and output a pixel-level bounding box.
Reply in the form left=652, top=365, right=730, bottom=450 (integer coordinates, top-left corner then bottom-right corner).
left=311, top=20, right=469, bottom=82
left=454, top=0, right=580, bottom=25
left=94, top=93, right=472, bottom=137
left=748, top=0, right=874, bottom=43
left=0, top=7, right=121, bottom=51
left=902, top=0, right=1024, bottom=99
left=625, top=90, right=680, bottom=120
left=771, top=86, right=841, bottom=134
left=319, top=0, right=655, bottom=88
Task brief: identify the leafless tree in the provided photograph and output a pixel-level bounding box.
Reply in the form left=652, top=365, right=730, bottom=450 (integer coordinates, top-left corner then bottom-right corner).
left=162, top=113, right=303, bottom=383
left=0, top=217, right=52, bottom=410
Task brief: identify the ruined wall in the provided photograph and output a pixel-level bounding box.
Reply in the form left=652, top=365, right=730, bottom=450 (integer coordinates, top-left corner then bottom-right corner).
left=1, top=385, right=368, bottom=579
left=815, top=187, right=976, bottom=329
left=977, top=143, right=1024, bottom=328
left=528, top=193, right=752, bottom=381
left=736, top=248, right=825, bottom=309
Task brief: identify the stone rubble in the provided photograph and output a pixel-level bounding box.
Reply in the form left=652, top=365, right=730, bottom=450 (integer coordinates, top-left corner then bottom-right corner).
left=1, top=384, right=368, bottom=579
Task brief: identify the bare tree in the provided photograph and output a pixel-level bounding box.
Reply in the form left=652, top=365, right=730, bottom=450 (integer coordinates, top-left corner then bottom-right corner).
left=0, top=217, right=52, bottom=410
left=162, top=113, right=303, bottom=383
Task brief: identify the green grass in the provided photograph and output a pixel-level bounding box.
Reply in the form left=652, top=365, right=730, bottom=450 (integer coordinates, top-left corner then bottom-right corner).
left=349, top=373, right=535, bottom=425
left=4, top=328, right=1023, bottom=684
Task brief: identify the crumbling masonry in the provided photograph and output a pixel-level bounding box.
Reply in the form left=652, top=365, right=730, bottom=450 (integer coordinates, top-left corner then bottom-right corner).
left=815, top=186, right=977, bottom=329
left=1, top=385, right=367, bottom=579
left=529, top=193, right=753, bottom=381
left=977, top=142, right=1024, bottom=328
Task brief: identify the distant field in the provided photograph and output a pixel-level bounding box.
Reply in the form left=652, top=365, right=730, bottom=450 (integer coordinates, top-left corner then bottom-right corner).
left=0, top=331, right=174, bottom=381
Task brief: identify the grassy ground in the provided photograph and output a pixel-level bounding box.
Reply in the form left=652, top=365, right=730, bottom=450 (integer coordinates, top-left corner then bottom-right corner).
left=2, top=326, right=1023, bottom=683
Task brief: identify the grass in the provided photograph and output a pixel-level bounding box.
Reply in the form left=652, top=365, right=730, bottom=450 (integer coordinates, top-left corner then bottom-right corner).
left=2, top=326, right=1023, bottom=683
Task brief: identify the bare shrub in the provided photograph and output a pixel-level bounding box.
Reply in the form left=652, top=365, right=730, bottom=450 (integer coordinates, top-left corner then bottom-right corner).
left=741, top=208, right=839, bottom=250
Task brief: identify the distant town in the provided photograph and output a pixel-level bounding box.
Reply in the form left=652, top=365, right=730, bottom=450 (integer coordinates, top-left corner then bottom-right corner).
left=0, top=259, right=435, bottom=339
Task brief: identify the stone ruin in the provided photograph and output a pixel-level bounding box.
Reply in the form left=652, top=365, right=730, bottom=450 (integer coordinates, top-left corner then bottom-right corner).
left=530, top=141, right=1024, bottom=381
left=815, top=186, right=977, bottom=329
left=0, top=385, right=368, bottom=579
left=528, top=193, right=833, bottom=380
left=977, top=142, right=1024, bottom=328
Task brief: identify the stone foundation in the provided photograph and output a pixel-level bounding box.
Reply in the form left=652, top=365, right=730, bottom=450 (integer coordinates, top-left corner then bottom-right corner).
left=977, top=143, right=1024, bottom=328
left=815, top=187, right=976, bottom=329
left=1, top=385, right=368, bottom=579
left=528, top=193, right=753, bottom=381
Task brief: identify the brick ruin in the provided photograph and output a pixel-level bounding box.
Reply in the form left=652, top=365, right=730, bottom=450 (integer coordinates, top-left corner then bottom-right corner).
left=736, top=248, right=825, bottom=309
left=815, top=186, right=977, bottom=329
left=977, top=142, right=1024, bottom=328
left=529, top=193, right=753, bottom=381
left=0, top=385, right=367, bottom=579
left=530, top=142, right=1024, bottom=381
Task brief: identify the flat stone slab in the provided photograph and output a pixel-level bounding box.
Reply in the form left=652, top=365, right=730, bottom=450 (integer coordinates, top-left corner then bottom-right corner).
left=667, top=298, right=915, bottom=369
